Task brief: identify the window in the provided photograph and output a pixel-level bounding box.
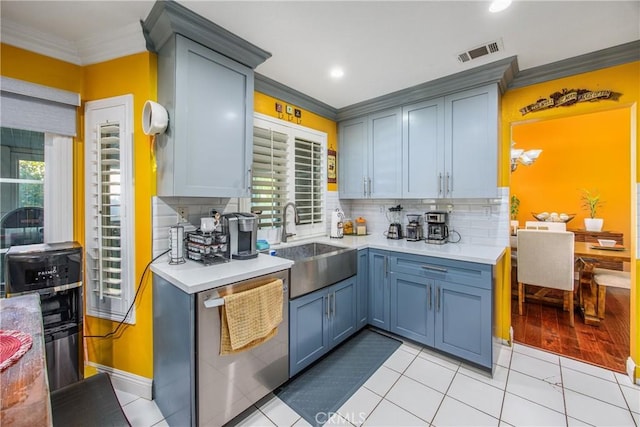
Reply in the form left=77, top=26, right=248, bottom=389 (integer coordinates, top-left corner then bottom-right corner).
left=0, top=128, right=73, bottom=291
left=84, top=95, right=135, bottom=323
left=251, top=126, right=289, bottom=229
left=294, top=137, right=324, bottom=230
left=250, top=114, right=326, bottom=238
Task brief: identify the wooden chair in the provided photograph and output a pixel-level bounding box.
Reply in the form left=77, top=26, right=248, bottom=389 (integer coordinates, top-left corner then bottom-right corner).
left=517, top=229, right=576, bottom=326
left=592, top=268, right=631, bottom=319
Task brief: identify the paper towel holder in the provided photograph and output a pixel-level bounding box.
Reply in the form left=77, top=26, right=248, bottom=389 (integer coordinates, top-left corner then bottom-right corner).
left=142, top=100, right=169, bottom=135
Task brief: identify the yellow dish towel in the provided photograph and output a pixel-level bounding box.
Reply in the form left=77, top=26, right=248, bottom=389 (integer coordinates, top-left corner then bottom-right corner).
left=220, top=279, right=283, bottom=355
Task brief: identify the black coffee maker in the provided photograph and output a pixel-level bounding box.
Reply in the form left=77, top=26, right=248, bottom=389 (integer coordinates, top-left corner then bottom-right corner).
left=223, top=213, right=259, bottom=259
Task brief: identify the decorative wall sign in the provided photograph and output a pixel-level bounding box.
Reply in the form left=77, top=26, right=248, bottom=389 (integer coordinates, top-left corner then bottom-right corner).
left=520, top=88, right=621, bottom=115
left=327, top=147, right=337, bottom=184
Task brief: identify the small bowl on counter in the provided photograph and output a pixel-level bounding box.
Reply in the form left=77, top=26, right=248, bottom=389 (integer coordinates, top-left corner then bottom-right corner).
left=597, top=239, right=617, bottom=247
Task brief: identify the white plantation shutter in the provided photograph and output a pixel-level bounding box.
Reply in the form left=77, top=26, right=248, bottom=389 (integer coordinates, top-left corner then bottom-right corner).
left=252, top=126, right=289, bottom=229
left=294, top=138, right=323, bottom=225
left=84, top=95, right=135, bottom=323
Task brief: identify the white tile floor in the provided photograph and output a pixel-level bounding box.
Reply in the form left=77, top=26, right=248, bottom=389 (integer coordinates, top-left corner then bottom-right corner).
left=114, top=342, right=640, bottom=427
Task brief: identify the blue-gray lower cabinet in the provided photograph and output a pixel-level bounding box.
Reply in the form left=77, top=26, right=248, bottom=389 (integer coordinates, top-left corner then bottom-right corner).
left=385, top=252, right=494, bottom=369
left=389, top=272, right=434, bottom=346
left=289, top=276, right=357, bottom=376
left=356, top=249, right=369, bottom=330
left=368, top=249, right=390, bottom=330
left=435, top=280, right=492, bottom=368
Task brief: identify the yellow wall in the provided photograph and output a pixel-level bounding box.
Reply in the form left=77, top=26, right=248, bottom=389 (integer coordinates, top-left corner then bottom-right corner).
left=82, top=52, right=157, bottom=377
left=501, top=61, right=639, bottom=380
left=1, top=45, right=158, bottom=378
left=254, top=92, right=338, bottom=191
left=511, top=108, right=631, bottom=244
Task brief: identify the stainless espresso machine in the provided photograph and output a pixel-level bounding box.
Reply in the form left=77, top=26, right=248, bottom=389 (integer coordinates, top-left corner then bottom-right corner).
left=425, top=212, right=449, bottom=244
left=223, top=213, right=259, bottom=259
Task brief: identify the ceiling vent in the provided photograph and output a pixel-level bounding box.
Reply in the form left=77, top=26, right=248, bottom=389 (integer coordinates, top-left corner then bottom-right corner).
left=457, top=39, right=503, bottom=63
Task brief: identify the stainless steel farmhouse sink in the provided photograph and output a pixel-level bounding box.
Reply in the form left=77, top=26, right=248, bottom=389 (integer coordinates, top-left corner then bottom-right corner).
left=274, top=242, right=357, bottom=299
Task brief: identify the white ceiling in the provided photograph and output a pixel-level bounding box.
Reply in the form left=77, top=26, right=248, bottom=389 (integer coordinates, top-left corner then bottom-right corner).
left=2, top=1, right=639, bottom=109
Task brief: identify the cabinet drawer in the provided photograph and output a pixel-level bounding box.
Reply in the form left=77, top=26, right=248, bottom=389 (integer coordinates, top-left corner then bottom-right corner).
left=389, top=253, right=492, bottom=290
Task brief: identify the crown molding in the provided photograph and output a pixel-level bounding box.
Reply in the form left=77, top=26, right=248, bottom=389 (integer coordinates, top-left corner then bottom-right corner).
left=1, top=20, right=82, bottom=65
left=510, top=40, right=640, bottom=89
left=142, top=0, right=271, bottom=69
left=255, top=73, right=338, bottom=121
left=1, top=19, right=146, bottom=66
left=77, top=22, right=147, bottom=66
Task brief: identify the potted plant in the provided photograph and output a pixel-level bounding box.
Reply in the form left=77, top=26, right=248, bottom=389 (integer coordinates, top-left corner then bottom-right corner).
left=510, top=195, right=520, bottom=235
left=581, top=188, right=604, bottom=231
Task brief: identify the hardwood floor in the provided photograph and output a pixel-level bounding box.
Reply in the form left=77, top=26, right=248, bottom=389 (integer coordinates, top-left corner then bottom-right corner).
left=511, top=286, right=630, bottom=373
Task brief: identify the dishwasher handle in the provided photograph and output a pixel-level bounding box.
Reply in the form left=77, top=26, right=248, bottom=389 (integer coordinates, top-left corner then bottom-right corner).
left=203, top=282, right=289, bottom=309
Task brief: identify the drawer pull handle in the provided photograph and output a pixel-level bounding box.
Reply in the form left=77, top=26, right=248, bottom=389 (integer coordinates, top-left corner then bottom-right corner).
left=421, top=265, right=448, bottom=273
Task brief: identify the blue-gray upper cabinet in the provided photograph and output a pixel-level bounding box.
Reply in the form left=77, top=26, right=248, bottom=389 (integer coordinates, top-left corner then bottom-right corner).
left=402, top=84, right=499, bottom=198
left=289, top=276, right=357, bottom=376
left=368, top=250, right=390, bottom=330
left=402, top=98, right=445, bottom=198
left=443, top=84, right=499, bottom=198
left=356, top=249, right=369, bottom=330
left=156, top=35, right=253, bottom=197
left=339, top=109, right=402, bottom=199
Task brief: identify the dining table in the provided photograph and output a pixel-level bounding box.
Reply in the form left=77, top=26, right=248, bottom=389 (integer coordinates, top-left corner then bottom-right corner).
left=0, top=293, right=52, bottom=427
left=574, top=241, right=631, bottom=325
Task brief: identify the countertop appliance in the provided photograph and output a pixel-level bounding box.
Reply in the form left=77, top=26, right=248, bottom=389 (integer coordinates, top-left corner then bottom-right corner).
left=223, top=213, right=258, bottom=259
left=330, top=208, right=345, bottom=238
left=385, top=205, right=403, bottom=240
left=406, top=214, right=423, bottom=241
left=425, top=212, right=449, bottom=244
left=4, top=241, right=83, bottom=391
left=153, top=269, right=290, bottom=426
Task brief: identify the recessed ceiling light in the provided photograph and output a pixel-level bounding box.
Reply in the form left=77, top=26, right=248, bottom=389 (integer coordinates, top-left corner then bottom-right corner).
left=330, top=67, right=344, bottom=79
left=489, top=0, right=511, bottom=13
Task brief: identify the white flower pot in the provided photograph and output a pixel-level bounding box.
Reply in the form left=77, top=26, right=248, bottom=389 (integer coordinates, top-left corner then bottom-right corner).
left=584, top=218, right=604, bottom=232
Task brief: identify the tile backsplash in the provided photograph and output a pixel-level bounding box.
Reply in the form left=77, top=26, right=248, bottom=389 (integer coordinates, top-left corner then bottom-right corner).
left=152, top=188, right=511, bottom=258
left=152, top=196, right=238, bottom=258
left=335, top=187, right=510, bottom=247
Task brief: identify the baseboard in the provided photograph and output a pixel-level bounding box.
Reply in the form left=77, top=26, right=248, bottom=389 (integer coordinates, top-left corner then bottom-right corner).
left=626, top=356, right=638, bottom=385
left=86, top=361, right=153, bottom=400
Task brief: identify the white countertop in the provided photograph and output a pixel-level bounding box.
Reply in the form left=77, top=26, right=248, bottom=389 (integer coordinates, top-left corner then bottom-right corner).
left=152, top=235, right=506, bottom=294
left=273, top=234, right=507, bottom=265
left=151, top=254, right=294, bottom=294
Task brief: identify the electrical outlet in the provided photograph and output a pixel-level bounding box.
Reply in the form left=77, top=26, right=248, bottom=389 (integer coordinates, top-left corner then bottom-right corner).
left=379, top=205, right=385, bottom=214
left=483, top=206, right=491, bottom=217
left=430, top=205, right=437, bottom=211
left=447, top=204, right=453, bottom=214
left=176, top=206, right=189, bottom=223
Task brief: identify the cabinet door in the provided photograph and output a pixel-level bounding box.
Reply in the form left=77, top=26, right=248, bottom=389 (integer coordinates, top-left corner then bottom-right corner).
left=444, top=84, right=498, bottom=198
left=289, top=291, right=329, bottom=376
left=329, top=278, right=357, bottom=348
left=368, top=250, right=390, bottom=330
left=434, top=281, right=492, bottom=368
left=357, top=249, right=369, bottom=330
left=338, top=117, right=368, bottom=198
left=390, top=272, right=434, bottom=346
left=402, top=99, right=445, bottom=198
left=369, top=108, right=403, bottom=198
left=171, top=35, right=253, bottom=197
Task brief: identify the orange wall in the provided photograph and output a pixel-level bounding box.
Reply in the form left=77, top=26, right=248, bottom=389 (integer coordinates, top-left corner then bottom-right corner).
left=501, top=61, right=638, bottom=379
left=254, top=92, right=338, bottom=191
left=511, top=108, right=631, bottom=244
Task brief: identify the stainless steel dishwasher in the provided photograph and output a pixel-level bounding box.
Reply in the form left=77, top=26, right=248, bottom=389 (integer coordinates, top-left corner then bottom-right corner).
left=196, top=269, right=289, bottom=426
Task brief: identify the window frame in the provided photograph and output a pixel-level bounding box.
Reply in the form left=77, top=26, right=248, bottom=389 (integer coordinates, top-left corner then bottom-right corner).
left=250, top=113, right=327, bottom=240
left=84, top=94, right=136, bottom=324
